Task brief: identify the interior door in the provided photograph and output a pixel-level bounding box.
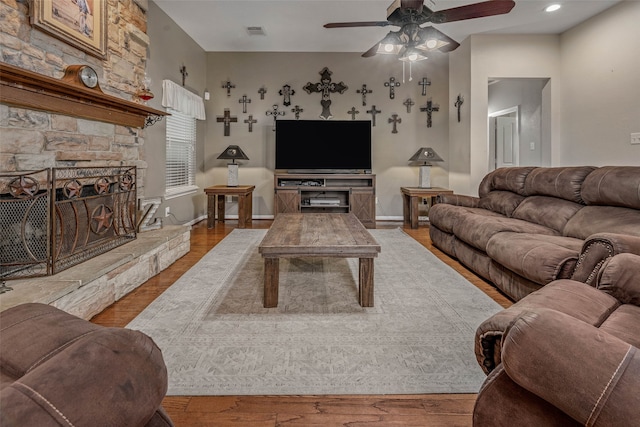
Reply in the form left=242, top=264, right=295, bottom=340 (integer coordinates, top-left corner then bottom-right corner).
left=489, top=106, right=519, bottom=170
left=495, top=116, right=518, bottom=168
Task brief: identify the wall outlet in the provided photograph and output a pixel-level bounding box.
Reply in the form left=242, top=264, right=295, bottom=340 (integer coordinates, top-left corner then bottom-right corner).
left=631, top=133, right=640, bottom=145
left=164, top=206, right=170, bottom=217
left=530, top=141, right=535, bottom=150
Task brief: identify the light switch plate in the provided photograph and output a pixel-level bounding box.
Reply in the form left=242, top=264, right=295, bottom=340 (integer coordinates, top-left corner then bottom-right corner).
left=631, top=133, right=640, bottom=145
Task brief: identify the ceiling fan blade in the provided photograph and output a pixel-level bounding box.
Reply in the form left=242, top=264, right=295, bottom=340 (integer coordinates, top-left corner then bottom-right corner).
left=324, top=21, right=391, bottom=29
left=428, top=0, right=515, bottom=24
left=362, top=43, right=380, bottom=58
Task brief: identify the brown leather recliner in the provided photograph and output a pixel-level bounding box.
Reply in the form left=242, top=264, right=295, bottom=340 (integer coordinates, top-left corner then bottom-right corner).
left=0, top=303, right=174, bottom=426
left=473, top=251, right=640, bottom=426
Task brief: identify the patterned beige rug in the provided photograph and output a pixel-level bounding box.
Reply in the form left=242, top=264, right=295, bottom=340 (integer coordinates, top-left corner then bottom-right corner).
left=127, top=228, right=501, bottom=395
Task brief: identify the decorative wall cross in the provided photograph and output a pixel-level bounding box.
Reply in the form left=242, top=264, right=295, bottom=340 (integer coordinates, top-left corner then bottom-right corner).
left=388, top=114, right=402, bottom=134
left=258, top=86, right=267, bottom=100
left=366, top=105, right=381, bottom=127
left=348, top=107, right=360, bottom=120
left=454, top=94, right=464, bottom=122
left=384, top=77, right=401, bottom=99
left=403, top=98, right=415, bottom=113
left=244, top=115, right=257, bottom=132
left=222, top=80, right=235, bottom=97
left=419, top=77, right=431, bottom=96
left=238, top=95, right=251, bottom=113
left=179, top=65, right=188, bottom=87
left=279, top=84, right=295, bottom=106
left=291, top=105, right=304, bottom=120
left=303, top=67, right=348, bottom=120
left=216, top=109, right=238, bottom=136
left=356, top=84, right=373, bottom=106
left=420, top=99, right=440, bottom=128
left=266, top=104, right=285, bottom=130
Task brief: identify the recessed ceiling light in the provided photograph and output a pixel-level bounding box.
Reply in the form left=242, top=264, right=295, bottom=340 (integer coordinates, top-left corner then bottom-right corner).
left=545, top=4, right=561, bottom=12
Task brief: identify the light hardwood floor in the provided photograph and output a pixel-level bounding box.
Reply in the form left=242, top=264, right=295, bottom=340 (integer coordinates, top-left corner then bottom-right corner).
left=91, top=219, right=512, bottom=427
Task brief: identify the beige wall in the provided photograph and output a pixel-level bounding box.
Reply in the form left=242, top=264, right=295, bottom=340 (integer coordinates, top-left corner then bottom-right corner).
left=145, top=1, right=208, bottom=224
left=205, top=52, right=450, bottom=219
left=559, top=1, right=640, bottom=166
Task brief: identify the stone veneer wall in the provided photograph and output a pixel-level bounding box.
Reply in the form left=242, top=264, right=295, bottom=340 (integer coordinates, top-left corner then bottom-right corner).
left=1, top=0, right=151, bottom=197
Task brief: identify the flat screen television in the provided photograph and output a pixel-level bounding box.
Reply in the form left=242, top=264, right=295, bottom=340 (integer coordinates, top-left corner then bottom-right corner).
left=275, top=120, right=372, bottom=173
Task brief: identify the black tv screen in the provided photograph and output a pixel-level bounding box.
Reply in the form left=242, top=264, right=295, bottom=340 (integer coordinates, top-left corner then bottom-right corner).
left=275, top=120, right=372, bottom=172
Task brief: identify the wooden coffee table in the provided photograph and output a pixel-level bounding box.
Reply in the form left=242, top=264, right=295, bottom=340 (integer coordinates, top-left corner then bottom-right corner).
left=258, top=213, right=381, bottom=308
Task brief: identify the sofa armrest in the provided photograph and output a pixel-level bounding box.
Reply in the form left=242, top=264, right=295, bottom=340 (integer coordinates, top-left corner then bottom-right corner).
left=435, top=193, right=480, bottom=207
left=596, top=253, right=640, bottom=305
left=475, top=280, right=619, bottom=375
left=0, top=327, right=168, bottom=426
left=502, top=309, right=640, bottom=426
left=571, top=233, right=640, bottom=285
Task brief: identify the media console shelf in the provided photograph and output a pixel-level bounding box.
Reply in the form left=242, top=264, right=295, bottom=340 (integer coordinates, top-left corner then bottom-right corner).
left=274, top=173, right=376, bottom=228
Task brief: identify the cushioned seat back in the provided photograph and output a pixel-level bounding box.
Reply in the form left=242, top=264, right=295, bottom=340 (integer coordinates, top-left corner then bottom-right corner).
left=523, top=166, right=595, bottom=203
left=581, top=166, right=640, bottom=210
left=478, top=167, right=535, bottom=198
left=564, top=167, right=640, bottom=239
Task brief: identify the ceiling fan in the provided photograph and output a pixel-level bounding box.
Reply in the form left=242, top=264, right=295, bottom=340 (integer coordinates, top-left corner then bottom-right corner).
left=324, top=0, right=516, bottom=61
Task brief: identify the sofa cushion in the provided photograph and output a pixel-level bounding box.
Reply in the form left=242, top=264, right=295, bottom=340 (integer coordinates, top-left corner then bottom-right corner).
left=523, top=166, right=595, bottom=203
left=478, top=167, right=535, bottom=197
left=512, top=196, right=584, bottom=233
left=599, top=305, right=640, bottom=348
left=428, top=203, right=503, bottom=234
left=453, top=215, right=559, bottom=252
left=478, top=191, right=525, bottom=217
left=486, top=233, right=583, bottom=284
left=581, top=166, right=640, bottom=210
left=563, top=206, right=640, bottom=239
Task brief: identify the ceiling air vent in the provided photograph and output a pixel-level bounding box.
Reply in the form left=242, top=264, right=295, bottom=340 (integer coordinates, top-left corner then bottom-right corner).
left=246, top=26, right=266, bottom=36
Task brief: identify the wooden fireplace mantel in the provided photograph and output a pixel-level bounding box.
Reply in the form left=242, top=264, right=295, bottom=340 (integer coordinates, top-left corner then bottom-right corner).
left=0, top=62, right=168, bottom=128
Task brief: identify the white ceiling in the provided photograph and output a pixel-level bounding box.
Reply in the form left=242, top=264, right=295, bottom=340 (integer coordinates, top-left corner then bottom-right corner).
left=153, top=0, right=622, bottom=54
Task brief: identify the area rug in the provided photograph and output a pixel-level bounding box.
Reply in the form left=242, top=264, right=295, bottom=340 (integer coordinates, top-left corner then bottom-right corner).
left=127, top=228, right=502, bottom=395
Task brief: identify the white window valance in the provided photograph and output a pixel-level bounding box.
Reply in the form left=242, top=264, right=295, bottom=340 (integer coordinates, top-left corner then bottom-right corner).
left=162, top=79, right=206, bottom=120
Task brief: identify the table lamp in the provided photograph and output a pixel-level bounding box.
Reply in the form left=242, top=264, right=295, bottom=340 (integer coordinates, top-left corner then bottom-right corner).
left=408, top=147, right=443, bottom=188
left=217, top=145, right=249, bottom=186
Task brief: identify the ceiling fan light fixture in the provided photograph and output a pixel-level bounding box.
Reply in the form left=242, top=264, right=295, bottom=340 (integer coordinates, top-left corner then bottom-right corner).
left=399, top=47, right=428, bottom=62
left=416, top=37, right=449, bottom=52
left=375, top=31, right=404, bottom=55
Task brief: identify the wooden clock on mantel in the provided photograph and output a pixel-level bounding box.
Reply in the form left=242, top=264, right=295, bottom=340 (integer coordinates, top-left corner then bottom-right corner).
left=61, top=65, right=103, bottom=93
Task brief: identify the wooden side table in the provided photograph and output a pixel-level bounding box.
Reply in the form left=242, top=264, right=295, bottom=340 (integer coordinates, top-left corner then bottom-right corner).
left=401, top=187, right=454, bottom=229
left=204, top=185, right=255, bottom=229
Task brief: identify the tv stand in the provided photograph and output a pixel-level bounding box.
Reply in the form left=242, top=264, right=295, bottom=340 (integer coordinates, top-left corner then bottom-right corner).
left=274, top=173, right=376, bottom=228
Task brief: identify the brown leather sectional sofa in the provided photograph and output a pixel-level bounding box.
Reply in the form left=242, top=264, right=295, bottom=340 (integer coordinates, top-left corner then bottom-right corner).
left=0, top=303, right=173, bottom=426
left=472, top=248, right=640, bottom=426
left=429, top=166, right=640, bottom=301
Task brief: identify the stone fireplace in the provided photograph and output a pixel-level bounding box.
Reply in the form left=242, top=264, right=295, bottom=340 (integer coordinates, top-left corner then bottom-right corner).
left=1, top=166, right=137, bottom=281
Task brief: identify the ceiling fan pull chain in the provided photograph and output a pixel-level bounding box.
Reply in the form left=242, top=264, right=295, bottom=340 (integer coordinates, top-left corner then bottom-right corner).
left=402, top=62, right=406, bottom=84
left=409, top=61, right=413, bottom=82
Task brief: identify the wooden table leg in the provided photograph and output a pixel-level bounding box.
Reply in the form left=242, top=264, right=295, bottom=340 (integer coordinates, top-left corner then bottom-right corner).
left=207, top=194, right=215, bottom=228
left=238, top=192, right=252, bottom=228
left=402, top=193, right=410, bottom=226
left=359, top=258, right=374, bottom=307
left=246, top=192, right=253, bottom=225
left=264, top=257, right=279, bottom=308
left=217, top=195, right=226, bottom=223
left=410, top=195, right=420, bottom=229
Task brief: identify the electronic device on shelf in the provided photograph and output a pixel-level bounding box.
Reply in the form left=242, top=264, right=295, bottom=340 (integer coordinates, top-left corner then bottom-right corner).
left=309, top=198, right=341, bottom=206
left=275, top=120, right=372, bottom=173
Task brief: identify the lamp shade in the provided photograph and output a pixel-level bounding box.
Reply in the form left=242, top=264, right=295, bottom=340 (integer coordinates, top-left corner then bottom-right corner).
left=375, top=31, right=404, bottom=55
left=217, top=145, right=249, bottom=164
left=408, top=147, right=444, bottom=165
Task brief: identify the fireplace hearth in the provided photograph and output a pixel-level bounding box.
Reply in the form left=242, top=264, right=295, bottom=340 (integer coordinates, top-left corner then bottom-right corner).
left=1, top=167, right=137, bottom=281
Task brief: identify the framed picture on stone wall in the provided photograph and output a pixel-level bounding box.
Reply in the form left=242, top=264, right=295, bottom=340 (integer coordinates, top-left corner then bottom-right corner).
left=31, top=0, right=107, bottom=59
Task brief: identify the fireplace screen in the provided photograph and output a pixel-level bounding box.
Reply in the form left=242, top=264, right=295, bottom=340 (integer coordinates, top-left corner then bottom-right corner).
left=1, top=166, right=137, bottom=280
